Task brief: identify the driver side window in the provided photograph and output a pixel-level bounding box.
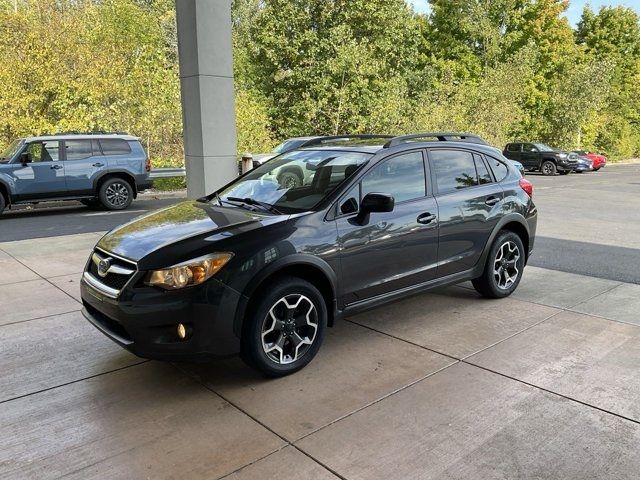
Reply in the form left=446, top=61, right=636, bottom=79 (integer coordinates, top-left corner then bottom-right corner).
left=26, top=141, right=60, bottom=162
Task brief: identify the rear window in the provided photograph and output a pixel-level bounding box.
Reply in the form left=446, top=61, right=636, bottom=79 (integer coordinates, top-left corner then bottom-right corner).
left=65, top=140, right=94, bottom=160
left=100, top=139, right=131, bottom=155
left=431, top=149, right=478, bottom=194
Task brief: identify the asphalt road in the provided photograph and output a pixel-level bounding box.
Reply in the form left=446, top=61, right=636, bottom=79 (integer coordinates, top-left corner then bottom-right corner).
left=1, top=164, right=638, bottom=283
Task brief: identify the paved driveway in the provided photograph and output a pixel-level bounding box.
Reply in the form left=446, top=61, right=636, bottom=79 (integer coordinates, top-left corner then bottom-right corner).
left=1, top=164, right=639, bottom=479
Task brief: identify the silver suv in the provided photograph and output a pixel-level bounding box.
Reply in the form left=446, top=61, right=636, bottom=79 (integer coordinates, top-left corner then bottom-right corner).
left=0, top=132, right=152, bottom=215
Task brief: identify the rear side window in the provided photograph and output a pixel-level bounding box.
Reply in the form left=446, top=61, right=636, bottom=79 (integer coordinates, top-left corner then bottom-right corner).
left=474, top=154, right=493, bottom=184
left=65, top=140, right=94, bottom=161
left=100, top=139, right=132, bottom=156
left=431, top=149, right=478, bottom=194
left=507, top=144, right=521, bottom=152
left=487, top=157, right=509, bottom=182
left=361, top=151, right=426, bottom=203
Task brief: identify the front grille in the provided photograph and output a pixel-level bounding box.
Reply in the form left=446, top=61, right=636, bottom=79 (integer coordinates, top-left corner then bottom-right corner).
left=86, top=249, right=137, bottom=293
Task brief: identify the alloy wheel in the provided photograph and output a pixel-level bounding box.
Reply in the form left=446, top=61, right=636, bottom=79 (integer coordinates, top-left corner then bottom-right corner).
left=261, top=294, right=318, bottom=365
left=542, top=163, right=554, bottom=175
left=105, top=182, right=129, bottom=207
left=493, top=241, right=521, bottom=290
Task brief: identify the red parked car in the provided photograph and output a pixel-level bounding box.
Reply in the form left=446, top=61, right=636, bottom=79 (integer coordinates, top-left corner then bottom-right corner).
left=574, top=150, right=607, bottom=171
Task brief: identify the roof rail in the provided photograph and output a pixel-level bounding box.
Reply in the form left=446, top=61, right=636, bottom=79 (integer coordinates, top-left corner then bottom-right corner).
left=304, top=134, right=395, bottom=147
left=383, top=132, right=489, bottom=148
left=51, top=130, right=130, bottom=136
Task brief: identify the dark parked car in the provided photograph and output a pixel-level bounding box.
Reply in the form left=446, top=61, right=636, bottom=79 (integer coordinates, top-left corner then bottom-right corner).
left=503, top=142, right=578, bottom=176
left=0, top=133, right=152, bottom=215
left=572, top=154, right=593, bottom=173
left=82, top=132, right=537, bottom=376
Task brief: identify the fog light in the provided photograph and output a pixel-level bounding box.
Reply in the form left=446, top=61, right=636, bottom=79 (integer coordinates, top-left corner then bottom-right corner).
left=177, top=323, right=187, bottom=340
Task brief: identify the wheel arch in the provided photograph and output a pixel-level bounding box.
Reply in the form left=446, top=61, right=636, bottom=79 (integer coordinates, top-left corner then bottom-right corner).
left=0, top=179, right=10, bottom=206
left=94, top=171, right=138, bottom=198
left=476, top=215, right=531, bottom=276
left=233, top=255, right=339, bottom=338
left=277, top=165, right=304, bottom=181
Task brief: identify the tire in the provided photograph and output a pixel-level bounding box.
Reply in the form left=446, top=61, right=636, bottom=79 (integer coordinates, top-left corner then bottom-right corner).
left=559, top=170, right=570, bottom=175
left=241, top=276, right=327, bottom=377
left=594, top=167, right=601, bottom=172
left=0, top=192, right=5, bottom=216
left=99, top=178, right=133, bottom=210
left=541, top=161, right=557, bottom=176
left=472, top=231, right=526, bottom=299
left=277, top=170, right=303, bottom=189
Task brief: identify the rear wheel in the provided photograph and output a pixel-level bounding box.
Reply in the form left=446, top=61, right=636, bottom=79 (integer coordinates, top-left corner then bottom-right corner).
left=99, top=178, right=133, bottom=210
left=472, top=231, right=526, bottom=299
left=0, top=192, right=5, bottom=216
left=241, top=276, right=327, bottom=377
left=541, top=161, right=556, bottom=176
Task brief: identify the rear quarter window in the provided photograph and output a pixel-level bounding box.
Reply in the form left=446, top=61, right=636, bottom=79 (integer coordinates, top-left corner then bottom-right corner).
left=487, top=157, right=509, bottom=182
left=99, top=139, right=132, bottom=156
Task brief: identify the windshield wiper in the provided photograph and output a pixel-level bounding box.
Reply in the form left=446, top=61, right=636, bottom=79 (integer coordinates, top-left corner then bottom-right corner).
left=227, top=196, right=283, bottom=215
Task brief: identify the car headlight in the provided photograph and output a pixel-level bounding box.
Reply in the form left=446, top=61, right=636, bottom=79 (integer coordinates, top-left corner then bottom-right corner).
left=145, top=253, right=233, bottom=290
left=557, top=153, right=568, bottom=159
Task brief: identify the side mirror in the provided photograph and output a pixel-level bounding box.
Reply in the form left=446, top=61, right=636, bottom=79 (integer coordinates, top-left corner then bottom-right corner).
left=20, top=152, right=31, bottom=164
left=361, top=193, right=395, bottom=213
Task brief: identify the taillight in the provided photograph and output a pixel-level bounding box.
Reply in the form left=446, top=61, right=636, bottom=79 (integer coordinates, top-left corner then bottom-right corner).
left=145, top=158, right=152, bottom=172
left=519, top=178, right=533, bottom=197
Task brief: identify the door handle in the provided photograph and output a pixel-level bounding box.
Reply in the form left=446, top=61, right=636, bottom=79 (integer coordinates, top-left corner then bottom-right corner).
left=92, top=162, right=105, bottom=167
left=417, top=212, right=437, bottom=225
left=50, top=164, right=63, bottom=170
left=485, top=196, right=500, bottom=206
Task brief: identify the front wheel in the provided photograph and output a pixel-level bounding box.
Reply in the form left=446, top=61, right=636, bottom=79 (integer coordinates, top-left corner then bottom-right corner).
left=241, top=276, right=327, bottom=377
left=0, top=193, right=5, bottom=216
left=472, top=231, right=526, bottom=299
left=541, top=161, right=556, bottom=176
left=99, top=178, right=133, bottom=210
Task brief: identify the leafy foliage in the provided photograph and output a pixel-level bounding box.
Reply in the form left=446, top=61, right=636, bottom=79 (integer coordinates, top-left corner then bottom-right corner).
left=1, top=0, right=640, bottom=163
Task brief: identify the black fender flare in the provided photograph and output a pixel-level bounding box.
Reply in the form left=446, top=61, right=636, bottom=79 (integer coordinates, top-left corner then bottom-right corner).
left=232, top=253, right=339, bottom=337
left=0, top=178, right=13, bottom=205
left=92, top=171, right=138, bottom=197
left=474, top=214, right=531, bottom=276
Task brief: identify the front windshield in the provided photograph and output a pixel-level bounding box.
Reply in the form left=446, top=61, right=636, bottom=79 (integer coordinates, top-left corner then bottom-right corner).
left=0, top=139, right=24, bottom=162
left=219, top=149, right=372, bottom=213
left=534, top=143, right=555, bottom=152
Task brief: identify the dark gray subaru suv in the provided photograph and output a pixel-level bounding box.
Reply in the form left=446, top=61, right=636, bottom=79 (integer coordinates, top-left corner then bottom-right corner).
left=81, top=133, right=537, bottom=377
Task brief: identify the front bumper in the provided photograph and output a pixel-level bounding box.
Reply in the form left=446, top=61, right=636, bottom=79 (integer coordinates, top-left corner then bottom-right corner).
left=81, top=274, right=243, bottom=361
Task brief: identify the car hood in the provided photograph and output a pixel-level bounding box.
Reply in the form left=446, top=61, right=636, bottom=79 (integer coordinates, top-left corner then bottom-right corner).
left=97, top=200, right=279, bottom=262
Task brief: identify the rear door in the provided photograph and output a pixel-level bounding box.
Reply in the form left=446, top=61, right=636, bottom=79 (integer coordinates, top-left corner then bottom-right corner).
left=63, top=139, right=105, bottom=193
left=11, top=140, right=67, bottom=198
left=335, top=150, right=439, bottom=305
left=504, top=143, right=521, bottom=161
left=429, top=148, right=504, bottom=277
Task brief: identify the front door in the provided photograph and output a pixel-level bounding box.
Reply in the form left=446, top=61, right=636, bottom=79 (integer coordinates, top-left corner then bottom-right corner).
left=429, top=148, right=504, bottom=277
left=335, top=150, right=439, bottom=306
left=11, top=140, right=67, bottom=199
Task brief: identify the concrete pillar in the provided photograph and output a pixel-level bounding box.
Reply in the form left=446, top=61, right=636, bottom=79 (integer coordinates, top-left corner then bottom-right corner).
left=176, top=0, right=237, bottom=199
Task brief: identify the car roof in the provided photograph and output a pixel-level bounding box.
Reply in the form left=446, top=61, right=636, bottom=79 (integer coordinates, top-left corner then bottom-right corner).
left=23, top=134, right=139, bottom=142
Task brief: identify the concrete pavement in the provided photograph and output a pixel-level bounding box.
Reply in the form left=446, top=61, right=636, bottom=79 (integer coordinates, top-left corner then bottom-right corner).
left=1, top=233, right=640, bottom=479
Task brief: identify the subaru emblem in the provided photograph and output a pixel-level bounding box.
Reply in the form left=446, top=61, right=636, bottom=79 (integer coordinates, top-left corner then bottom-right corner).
left=98, top=258, right=112, bottom=277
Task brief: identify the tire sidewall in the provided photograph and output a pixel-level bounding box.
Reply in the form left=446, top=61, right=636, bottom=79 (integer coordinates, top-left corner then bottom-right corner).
left=242, top=277, right=327, bottom=377
left=99, top=178, right=133, bottom=210
left=0, top=192, right=5, bottom=216
left=541, top=161, right=556, bottom=176
left=277, top=171, right=303, bottom=189
left=484, top=232, right=526, bottom=298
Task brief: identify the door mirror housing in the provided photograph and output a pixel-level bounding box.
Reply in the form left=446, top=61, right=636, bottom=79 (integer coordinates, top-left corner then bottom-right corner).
left=361, top=193, right=395, bottom=213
